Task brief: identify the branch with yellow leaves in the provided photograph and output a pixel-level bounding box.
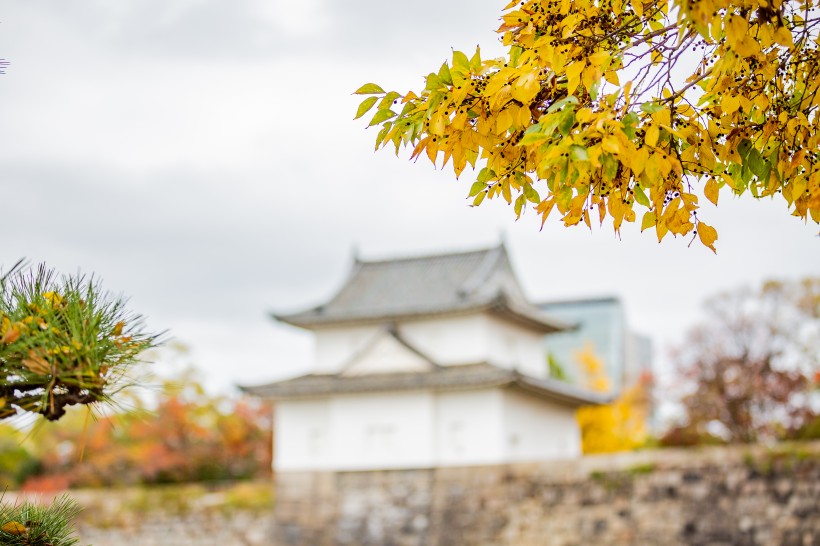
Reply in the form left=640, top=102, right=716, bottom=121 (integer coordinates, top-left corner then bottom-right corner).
left=357, top=0, right=820, bottom=251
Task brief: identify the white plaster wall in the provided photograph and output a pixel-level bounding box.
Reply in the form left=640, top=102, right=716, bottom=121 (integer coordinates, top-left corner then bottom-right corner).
left=274, top=398, right=331, bottom=471
left=275, top=389, right=517, bottom=471
left=485, top=316, right=550, bottom=378
left=399, top=314, right=491, bottom=365
left=434, top=389, right=505, bottom=466
left=312, top=312, right=550, bottom=376
left=501, top=389, right=582, bottom=461
left=342, top=333, right=432, bottom=375
left=313, top=325, right=381, bottom=373
left=327, top=391, right=435, bottom=471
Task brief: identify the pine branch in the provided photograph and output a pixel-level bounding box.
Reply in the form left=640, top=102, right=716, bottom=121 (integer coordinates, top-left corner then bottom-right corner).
left=0, top=494, right=83, bottom=546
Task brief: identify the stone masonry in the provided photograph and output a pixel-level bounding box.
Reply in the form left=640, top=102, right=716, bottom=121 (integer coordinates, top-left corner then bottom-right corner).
left=4, top=443, right=818, bottom=545
left=274, top=442, right=820, bottom=546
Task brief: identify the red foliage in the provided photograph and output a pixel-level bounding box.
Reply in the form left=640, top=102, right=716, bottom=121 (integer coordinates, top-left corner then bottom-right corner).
left=22, top=388, right=272, bottom=488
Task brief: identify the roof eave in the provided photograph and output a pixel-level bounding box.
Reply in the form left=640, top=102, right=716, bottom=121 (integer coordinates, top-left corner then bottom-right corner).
left=512, top=375, right=612, bottom=407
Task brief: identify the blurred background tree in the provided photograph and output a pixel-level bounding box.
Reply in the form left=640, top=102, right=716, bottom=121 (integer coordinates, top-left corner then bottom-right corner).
left=574, top=343, right=652, bottom=454
left=662, top=278, right=819, bottom=445
left=2, top=367, right=272, bottom=492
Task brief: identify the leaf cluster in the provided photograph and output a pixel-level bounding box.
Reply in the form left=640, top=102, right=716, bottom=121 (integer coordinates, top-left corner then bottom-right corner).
left=0, top=264, right=160, bottom=422
left=0, top=494, right=82, bottom=546
left=358, top=0, right=820, bottom=250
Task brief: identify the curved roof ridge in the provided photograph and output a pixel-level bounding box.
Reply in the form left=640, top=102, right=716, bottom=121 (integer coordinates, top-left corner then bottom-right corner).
left=355, top=243, right=502, bottom=266
left=457, top=244, right=507, bottom=298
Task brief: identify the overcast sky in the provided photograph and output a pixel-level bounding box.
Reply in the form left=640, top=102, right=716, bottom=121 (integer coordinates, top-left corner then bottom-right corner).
left=1, top=1, right=818, bottom=393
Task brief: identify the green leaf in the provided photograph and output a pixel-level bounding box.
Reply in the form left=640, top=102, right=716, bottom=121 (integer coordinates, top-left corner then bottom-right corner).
left=438, top=62, right=452, bottom=85
left=570, top=145, right=589, bottom=161
left=621, top=112, right=639, bottom=139
left=468, top=180, right=486, bottom=197
left=547, top=96, right=579, bottom=113
left=601, top=153, right=618, bottom=180
left=425, top=73, right=444, bottom=91
left=623, top=111, right=640, bottom=126
left=354, top=83, right=385, bottom=95
left=520, top=131, right=549, bottom=145
left=741, top=164, right=754, bottom=185
left=452, top=50, right=470, bottom=73
left=378, top=92, right=401, bottom=110
left=736, top=138, right=753, bottom=161
left=640, top=102, right=664, bottom=114
left=523, top=183, right=540, bottom=203
left=374, top=123, right=392, bottom=150
left=589, top=81, right=600, bottom=101
left=355, top=96, right=379, bottom=120
left=633, top=185, right=650, bottom=207
left=472, top=190, right=486, bottom=206
left=556, top=185, right=573, bottom=210
left=510, top=46, right=523, bottom=67
left=368, top=109, right=396, bottom=127
left=469, top=46, right=482, bottom=72
left=558, top=110, right=576, bottom=136
left=477, top=167, right=496, bottom=184
left=514, top=194, right=526, bottom=216
left=746, top=148, right=771, bottom=179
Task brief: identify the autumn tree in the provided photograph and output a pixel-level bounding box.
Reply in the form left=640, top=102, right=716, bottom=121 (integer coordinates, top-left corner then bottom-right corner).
left=19, top=371, right=272, bottom=490
left=357, top=0, right=820, bottom=251
left=574, top=343, right=651, bottom=453
left=663, top=278, right=819, bottom=444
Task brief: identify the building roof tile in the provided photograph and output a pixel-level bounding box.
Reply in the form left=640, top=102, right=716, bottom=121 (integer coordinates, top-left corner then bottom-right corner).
left=273, top=245, right=570, bottom=332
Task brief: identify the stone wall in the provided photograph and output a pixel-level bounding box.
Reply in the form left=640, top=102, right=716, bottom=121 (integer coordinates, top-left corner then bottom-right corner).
left=4, top=444, right=818, bottom=545
left=274, top=442, right=820, bottom=546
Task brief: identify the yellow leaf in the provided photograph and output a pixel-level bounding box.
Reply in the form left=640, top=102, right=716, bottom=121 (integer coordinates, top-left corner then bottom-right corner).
left=774, top=26, right=793, bottom=47
left=602, top=136, right=621, bottom=155
left=426, top=140, right=438, bottom=164
left=589, top=51, right=609, bottom=67
left=704, top=177, right=719, bottom=205
left=641, top=210, right=656, bottom=231
left=565, top=60, right=585, bottom=96
left=604, top=71, right=620, bottom=86
left=721, top=94, right=740, bottom=115
left=645, top=124, right=660, bottom=148
left=502, top=180, right=512, bottom=203
left=512, top=71, right=541, bottom=103
left=1, top=521, right=27, bottom=536
left=496, top=109, right=514, bottom=135
left=698, top=222, right=718, bottom=253
left=656, top=218, right=668, bottom=241
left=727, top=14, right=749, bottom=46
left=430, top=112, right=446, bottom=135
left=631, top=146, right=649, bottom=176
left=632, top=0, right=644, bottom=17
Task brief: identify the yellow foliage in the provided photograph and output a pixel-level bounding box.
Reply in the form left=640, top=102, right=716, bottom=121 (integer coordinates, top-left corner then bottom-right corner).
left=573, top=344, right=650, bottom=454
left=358, top=0, right=820, bottom=251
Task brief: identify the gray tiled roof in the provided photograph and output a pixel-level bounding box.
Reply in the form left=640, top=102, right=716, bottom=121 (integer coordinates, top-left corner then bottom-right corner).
left=273, top=245, right=570, bottom=332
left=239, top=363, right=609, bottom=407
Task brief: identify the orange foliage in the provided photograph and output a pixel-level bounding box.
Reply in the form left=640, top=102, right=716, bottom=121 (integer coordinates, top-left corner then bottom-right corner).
left=21, top=382, right=272, bottom=490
